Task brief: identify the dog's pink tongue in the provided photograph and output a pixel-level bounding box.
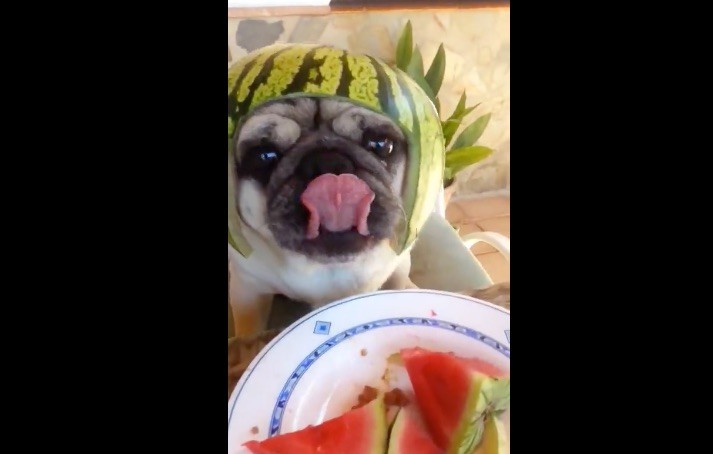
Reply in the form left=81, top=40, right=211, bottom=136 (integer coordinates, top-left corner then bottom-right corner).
left=300, top=173, right=375, bottom=240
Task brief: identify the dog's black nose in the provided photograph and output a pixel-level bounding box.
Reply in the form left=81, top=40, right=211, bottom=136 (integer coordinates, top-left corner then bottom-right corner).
left=298, top=151, right=356, bottom=180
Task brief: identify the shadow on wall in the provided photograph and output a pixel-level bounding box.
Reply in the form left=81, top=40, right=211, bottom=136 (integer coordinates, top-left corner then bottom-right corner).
left=237, top=20, right=286, bottom=52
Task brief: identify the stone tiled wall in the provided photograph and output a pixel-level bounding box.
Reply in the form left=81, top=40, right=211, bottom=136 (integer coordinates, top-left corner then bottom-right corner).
left=228, top=7, right=510, bottom=197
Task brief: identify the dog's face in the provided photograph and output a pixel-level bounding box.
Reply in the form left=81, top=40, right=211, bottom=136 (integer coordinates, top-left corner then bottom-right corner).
left=231, top=97, right=408, bottom=262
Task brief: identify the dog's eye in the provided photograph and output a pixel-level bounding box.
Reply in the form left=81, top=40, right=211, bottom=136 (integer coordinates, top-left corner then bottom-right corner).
left=247, top=147, right=281, bottom=168
left=365, top=138, right=394, bottom=157
left=237, top=143, right=282, bottom=186
left=258, top=150, right=279, bottom=162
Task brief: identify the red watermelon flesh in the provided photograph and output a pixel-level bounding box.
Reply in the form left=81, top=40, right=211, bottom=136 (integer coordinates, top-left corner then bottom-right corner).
left=400, top=348, right=510, bottom=454
left=387, top=405, right=443, bottom=454
left=402, top=347, right=507, bottom=378
left=243, top=396, right=387, bottom=454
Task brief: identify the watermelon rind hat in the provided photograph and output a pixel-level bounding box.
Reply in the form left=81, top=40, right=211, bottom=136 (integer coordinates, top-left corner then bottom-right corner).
left=228, top=44, right=445, bottom=258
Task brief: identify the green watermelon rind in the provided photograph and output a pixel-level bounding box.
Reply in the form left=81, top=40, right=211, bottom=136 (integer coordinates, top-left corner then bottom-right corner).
left=451, top=374, right=510, bottom=454
left=387, top=406, right=443, bottom=454
left=386, top=408, right=406, bottom=454
left=474, top=414, right=509, bottom=454
left=370, top=396, right=389, bottom=454
left=386, top=410, right=404, bottom=454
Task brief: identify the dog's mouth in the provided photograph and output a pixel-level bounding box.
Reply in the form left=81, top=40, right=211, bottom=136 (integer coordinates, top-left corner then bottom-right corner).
left=261, top=135, right=402, bottom=258
left=300, top=173, right=375, bottom=240
left=264, top=168, right=392, bottom=259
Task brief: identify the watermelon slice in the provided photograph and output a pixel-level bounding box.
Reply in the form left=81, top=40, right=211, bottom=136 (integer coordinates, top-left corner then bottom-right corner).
left=402, top=347, right=507, bottom=378
left=387, top=406, right=442, bottom=454
left=401, top=348, right=510, bottom=454
left=243, top=396, right=387, bottom=454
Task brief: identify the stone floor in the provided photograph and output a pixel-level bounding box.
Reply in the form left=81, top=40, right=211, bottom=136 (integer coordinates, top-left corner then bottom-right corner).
left=446, top=195, right=510, bottom=284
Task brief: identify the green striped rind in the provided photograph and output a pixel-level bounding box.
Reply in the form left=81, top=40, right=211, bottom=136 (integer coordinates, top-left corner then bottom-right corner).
left=251, top=45, right=314, bottom=108
left=477, top=416, right=509, bottom=454
left=451, top=374, right=510, bottom=454
left=369, top=396, right=388, bottom=454
left=227, top=44, right=444, bottom=256
left=303, top=47, right=346, bottom=95
left=390, top=69, right=444, bottom=251
left=343, top=54, right=381, bottom=111
left=383, top=68, right=414, bottom=133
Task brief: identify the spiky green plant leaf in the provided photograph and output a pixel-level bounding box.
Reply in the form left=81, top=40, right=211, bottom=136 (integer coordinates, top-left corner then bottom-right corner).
left=425, top=44, right=446, bottom=96
left=451, top=113, right=491, bottom=150
left=453, top=91, right=467, bottom=116
left=444, top=145, right=494, bottom=180
left=406, top=46, right=425, bottom=78
left=443, top=105, right=477, bottom=147
left=406, top=47, right=436, bottom=102
left=395, top=21, right=413, bottom=70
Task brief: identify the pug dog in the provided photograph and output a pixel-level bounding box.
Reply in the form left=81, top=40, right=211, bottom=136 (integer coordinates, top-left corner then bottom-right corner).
left=228, top=97, right=419, bottom=339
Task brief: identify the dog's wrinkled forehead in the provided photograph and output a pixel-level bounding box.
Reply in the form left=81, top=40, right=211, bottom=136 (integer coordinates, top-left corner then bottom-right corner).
left=234, top=98, right=405, bottom=160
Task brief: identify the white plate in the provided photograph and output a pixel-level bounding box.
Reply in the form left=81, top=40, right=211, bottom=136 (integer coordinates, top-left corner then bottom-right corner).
left=228, top=289, right=510, bottom=453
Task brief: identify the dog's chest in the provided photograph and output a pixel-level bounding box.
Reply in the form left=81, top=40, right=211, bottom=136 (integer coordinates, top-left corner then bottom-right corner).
left=278, top=253, right=398, bottom=306
left=230, top=234, right=406, bottom=307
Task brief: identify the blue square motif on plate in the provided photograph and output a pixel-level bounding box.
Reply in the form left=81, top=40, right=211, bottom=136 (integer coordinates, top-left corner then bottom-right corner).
left=313, top=321, right=331, bottom=335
